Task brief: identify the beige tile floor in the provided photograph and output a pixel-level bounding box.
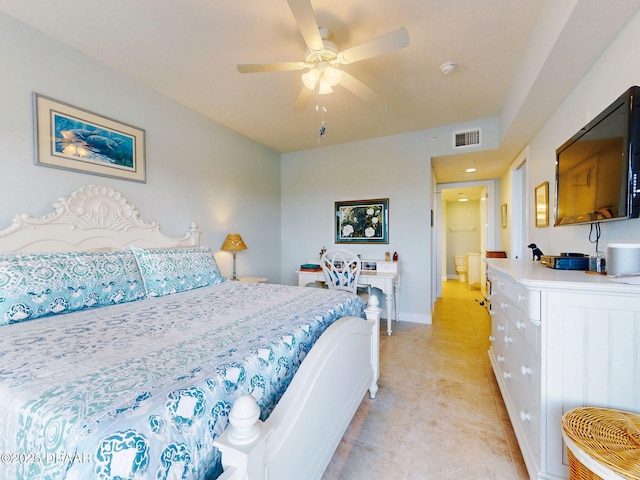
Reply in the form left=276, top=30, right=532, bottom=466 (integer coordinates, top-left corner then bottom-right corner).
left=323, top=280, right=530, bottom=480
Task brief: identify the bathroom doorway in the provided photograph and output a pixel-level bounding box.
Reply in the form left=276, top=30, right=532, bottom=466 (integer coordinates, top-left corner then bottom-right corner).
left=434, top=179, right=498, bottom=302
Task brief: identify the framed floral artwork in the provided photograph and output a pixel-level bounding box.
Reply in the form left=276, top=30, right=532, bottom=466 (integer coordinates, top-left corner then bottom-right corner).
left=335, top=198, right=389, bottom=244
left=33, top=94, right=146, bottom=183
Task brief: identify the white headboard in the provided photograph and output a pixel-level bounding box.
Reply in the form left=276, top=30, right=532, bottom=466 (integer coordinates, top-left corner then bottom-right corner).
left=0, top=185, right=200, bottom=253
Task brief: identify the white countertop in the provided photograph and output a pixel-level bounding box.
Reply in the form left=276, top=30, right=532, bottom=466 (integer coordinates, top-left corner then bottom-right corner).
left=484, top=258, right=640, bottom=295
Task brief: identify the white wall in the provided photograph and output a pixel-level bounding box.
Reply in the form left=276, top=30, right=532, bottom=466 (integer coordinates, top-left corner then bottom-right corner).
left=281, top=118, right=500, bottom=324
left=0, top=13, right=283, bottom=282
left=281, top=136, right=430, bottom=323
left=523, top=8, right=640, bottom=254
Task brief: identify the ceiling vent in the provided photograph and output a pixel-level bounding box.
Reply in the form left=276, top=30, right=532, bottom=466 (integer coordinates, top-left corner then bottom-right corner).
left=454, top=129, right=481, bottom=148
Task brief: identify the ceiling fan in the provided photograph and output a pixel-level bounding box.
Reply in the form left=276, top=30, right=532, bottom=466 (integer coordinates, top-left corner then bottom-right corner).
left=237, top=0, right=410, bottom=110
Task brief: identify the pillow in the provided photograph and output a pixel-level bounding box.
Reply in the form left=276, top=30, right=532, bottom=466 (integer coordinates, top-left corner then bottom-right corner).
left=0, top=250, right=146, bottom=326
left=130, top=246, right=226, bottom=297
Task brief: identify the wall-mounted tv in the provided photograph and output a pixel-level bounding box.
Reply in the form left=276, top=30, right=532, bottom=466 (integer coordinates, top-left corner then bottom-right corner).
left=554, top=86, right=640, bottom=226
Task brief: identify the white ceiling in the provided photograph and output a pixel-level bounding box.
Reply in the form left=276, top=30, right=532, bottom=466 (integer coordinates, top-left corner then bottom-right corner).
left=2, top=0, right=640, bottom=183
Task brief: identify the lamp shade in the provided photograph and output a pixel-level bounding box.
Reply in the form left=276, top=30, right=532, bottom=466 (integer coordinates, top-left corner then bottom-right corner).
left=318, top=77, right=333, bottom=95
left=323, top=65, right=342, bottom=86
left=221, top=233, right=247, bottom=252
left=302, top=68, right=321, bottom=90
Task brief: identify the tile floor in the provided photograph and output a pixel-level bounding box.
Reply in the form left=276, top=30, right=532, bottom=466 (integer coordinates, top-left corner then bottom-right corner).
left=322, top=280, right=530, bottom=480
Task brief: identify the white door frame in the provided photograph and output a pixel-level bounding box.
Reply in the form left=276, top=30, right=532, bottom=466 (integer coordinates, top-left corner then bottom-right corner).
left=509, top=146, right=530, bottom=260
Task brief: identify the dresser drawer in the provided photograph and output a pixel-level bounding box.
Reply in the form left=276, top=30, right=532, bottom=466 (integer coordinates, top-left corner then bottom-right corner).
left=501, top=300, right=538, bottom=355
left=507, top=329, right=540, bottom=400
left=509, top=309, right=539, bottom=355
left=499, top=275, right=528, bottom=309
left=505, top=360, right=540, bottom=464
left=489, top=294, right=508, bottom=354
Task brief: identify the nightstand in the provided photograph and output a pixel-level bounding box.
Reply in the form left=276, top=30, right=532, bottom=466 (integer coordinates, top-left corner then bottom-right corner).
left=238, top=277, right=268, bottom=283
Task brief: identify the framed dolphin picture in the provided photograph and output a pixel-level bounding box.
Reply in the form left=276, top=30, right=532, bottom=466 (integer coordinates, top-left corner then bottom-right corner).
left=34, top=94, right=146, bottom=183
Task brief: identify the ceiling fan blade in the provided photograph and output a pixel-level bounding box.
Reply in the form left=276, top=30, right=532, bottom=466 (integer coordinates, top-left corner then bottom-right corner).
left=287, top=0, right=324, bottom=52
left=237, top=62, right=306, bottom=73
left=339, top=28, right=410, bottom=64
left=293, top=86, right=315, bottom=111
left=339, top=72, right=378, bottom=102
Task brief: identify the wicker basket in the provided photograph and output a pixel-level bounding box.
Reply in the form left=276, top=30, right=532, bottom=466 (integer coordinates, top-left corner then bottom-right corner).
left=562, top=407, right=640, bottom=480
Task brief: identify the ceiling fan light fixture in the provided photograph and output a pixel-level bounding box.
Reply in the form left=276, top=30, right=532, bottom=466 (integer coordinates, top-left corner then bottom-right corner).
left=302, top=68, right=321, bottom=89
left=318, top=77, right=333, bottom=95
left=323, top=65, right=342, bottom=86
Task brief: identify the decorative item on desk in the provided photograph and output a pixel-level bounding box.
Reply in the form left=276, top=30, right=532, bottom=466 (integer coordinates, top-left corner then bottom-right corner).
left=221, top=233, right=247, bottom=280
left=319, top=246, right=326, bottom=258
left=385, top=252, right=390, bottom=262
left=393, top=251, right=398, bottom=261
left=300, top=263, right=322, bottom=272
left=362, top=261, right=377, bottom=271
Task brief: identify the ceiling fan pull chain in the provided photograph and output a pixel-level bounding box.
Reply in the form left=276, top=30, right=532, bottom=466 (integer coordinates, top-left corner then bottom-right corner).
left=317, top=102, right=328, bottom=143
left=318, top=121, right=327, bottom=143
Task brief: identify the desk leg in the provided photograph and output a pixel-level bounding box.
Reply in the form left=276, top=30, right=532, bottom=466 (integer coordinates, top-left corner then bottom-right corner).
left=384, top=293, right=393, bottom=336
left=394, top=279, right=400, bottom=322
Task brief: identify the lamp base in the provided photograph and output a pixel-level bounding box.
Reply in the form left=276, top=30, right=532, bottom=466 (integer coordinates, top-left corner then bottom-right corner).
left=232, top=252, right=238, bottom=281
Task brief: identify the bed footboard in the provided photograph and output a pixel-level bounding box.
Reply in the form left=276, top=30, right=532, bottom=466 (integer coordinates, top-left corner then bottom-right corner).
left=214, top=297, right=381, bottom=480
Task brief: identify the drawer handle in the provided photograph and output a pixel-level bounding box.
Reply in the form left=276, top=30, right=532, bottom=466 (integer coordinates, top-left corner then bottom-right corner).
left=516, top=320, right=525, bottom=330
left=520, top=366, right=532, bottom=376
left=497, top=355, right=505, bottom=363
left=500, top=302, right=508, bottom=309
left=504, top=335, right=512, bottom=345
left=520, top=411, right=531, bottom=422
left=489, top=335, right=496, bottom=342
left=503, top=371, right=512, bottom=379
left=518, top=293, right=526, bottom=302
left=497, top=324, right=505, bottom=332
left=489, top=309, right=496, bottom=316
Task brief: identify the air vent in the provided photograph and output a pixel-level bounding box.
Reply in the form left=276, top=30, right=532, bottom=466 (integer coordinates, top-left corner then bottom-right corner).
left=454, top=129, right=481, bottom=148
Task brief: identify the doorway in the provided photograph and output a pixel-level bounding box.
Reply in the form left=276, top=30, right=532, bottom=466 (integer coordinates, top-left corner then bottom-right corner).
left=434, top=179, right=498, bottom=305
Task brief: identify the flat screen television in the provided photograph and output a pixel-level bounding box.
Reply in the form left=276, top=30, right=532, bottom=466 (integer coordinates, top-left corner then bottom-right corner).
left=554, top=86, right=640, bottom=226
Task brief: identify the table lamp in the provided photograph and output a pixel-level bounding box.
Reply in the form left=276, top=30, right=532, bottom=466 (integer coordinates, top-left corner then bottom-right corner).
left=221, top=233, right=247, bottom=280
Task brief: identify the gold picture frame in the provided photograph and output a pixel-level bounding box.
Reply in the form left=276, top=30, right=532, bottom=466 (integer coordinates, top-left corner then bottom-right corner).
left=535, top=182, right=549, bottom=227
left=501, top=203, right=507, bottom=228
left=34, top=94, right=146, bottom=183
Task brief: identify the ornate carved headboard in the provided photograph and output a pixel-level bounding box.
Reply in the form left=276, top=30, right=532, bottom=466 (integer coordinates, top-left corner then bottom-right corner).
left=0, top=185, right=200, bottom=253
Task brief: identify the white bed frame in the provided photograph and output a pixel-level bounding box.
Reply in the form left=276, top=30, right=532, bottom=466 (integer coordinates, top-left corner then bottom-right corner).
left=0, top=184, right=381, bottom=480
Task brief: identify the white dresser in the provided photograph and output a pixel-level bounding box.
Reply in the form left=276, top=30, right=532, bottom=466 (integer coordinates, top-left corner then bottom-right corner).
left=486, top=259, right=640, bottom=480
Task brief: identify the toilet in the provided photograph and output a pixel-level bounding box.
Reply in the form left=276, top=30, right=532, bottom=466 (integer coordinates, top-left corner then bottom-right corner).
left=454, top=255, right=468, bottom=283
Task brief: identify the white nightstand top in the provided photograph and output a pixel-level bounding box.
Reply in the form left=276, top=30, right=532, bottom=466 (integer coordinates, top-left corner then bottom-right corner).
left=238, top=276, right=268, bottom=283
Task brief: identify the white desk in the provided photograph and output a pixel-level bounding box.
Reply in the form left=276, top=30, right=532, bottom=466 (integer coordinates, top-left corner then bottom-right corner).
left=297, top=270, right=399, bottom=335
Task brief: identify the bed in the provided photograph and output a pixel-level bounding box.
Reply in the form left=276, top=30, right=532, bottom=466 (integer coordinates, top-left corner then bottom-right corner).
left=0, top=185, right=381, bottom=480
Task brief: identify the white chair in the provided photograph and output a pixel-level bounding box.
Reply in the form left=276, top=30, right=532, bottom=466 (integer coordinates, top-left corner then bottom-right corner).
left=320, top=249, right=368, bottom=301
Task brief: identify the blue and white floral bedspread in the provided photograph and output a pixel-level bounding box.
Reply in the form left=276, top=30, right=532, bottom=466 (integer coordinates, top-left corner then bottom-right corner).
left=0, top=282, right=365, bottom=480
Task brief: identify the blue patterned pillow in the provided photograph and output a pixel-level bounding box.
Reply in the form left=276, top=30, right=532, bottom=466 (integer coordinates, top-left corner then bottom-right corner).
left=130, top=246, right=226, bottom=297
left=0, top=250, right=146, bottom=326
